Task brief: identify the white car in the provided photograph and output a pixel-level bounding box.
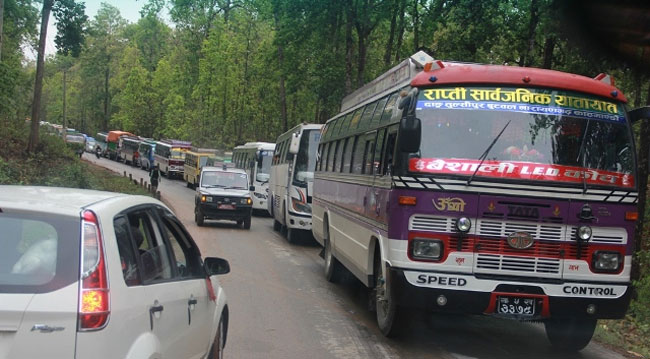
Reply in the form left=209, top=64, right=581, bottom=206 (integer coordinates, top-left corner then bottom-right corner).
left=0, top=186, right=229, bottom=359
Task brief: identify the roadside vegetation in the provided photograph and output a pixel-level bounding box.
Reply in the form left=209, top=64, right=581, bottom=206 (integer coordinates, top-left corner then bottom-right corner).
left=0, top=123, right=149, bottom=196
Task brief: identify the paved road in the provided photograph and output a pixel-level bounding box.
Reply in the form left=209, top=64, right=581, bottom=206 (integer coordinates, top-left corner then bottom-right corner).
left=85, top=154, right=626, bottom=359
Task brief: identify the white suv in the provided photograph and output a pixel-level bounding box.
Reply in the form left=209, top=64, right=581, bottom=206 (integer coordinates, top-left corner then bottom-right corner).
left=0, top=186, right=229, bottom=359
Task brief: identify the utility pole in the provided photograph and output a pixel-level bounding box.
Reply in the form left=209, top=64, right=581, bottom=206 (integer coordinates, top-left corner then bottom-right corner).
left=63, top=68, right=67, bottom=130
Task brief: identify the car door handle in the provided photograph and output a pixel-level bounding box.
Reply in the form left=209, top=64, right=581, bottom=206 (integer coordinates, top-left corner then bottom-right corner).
left=187, top=297, right=198, bottom=325
left=149, top=303, right=164, bottom=330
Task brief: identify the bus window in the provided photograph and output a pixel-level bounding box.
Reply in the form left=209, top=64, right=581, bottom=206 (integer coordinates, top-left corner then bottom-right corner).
left=351, top=135, right=366, bottom=174
left=380, top=93, right=399, bottom=123
left=359, top=102, right=378, bottom=132
left=327, top=141, right=337, bottom=172
left=374, top=129, right=386, bottom=175
left=321, top=143, right=329, bottom=171
left=371, top=96, right=389, bottom=127
left=363, top=132, right=376, bottom=175
left=336, top=139, right=346, bottom=173
left=349, top=108, right=364, bottom=132
left=343, top=137, right=355, bottom=173
left=340, top=113, right=353, bottom=136
left=382, top=126, right=398, bottom=175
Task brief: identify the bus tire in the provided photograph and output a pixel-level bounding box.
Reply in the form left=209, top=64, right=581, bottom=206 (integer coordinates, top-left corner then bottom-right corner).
left=374, top=254, right=406, bottom=337
left=243, top=215, right=251, bottom=230
left=323, top=224, right=344, bottom=283
left=287, top=228, right=299, bottom=244
left=273, top=220, right=282, bottom=232
left=544, top=317, right=596, bottom=351
left=195, top=207, right=205, bottom=227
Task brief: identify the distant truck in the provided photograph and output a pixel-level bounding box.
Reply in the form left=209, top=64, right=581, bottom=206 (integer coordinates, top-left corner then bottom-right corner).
left=106, top=130, right=134, bottom=160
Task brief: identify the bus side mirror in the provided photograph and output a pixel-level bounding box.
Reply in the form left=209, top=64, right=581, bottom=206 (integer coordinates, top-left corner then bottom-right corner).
left=629, top=106, right=650, bottom=123
left=399, top=115, right=421, bottom=153
left=289, top=133, right=301, bottom=154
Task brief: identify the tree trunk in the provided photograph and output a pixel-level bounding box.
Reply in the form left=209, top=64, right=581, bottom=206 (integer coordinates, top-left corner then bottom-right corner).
left=357, top=34, right=368, bottom=88
left=0, top=0, right=5, bottom=61
left=632, top=83, right=650, bottom=281
left=27, top=0, right=53, bottom=153
left=383, top=0, right=398, bottom=66
left=541, top=36, right=555, bottom=69
left=63, top=69, right=67, bottom=130
left=413, top=0, right=420, bottom=52
left=344, top=3, right=354, bottom=94
left=103, top=62, right=109, bottom=131
left=522, top=0, right=539, bottom=67
left=394, top=0, right=406, bottom=63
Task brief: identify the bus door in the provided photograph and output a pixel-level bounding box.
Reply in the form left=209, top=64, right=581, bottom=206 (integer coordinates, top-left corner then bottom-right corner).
left=370, top=125, right=397, bottom=224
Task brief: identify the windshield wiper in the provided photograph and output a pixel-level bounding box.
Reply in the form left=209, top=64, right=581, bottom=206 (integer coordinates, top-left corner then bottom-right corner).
left=577, top=120, right=591, bottom=194
left=224, top=186, right=247, bottom=190
left=204, top=184, right=226, bottom=188
left=467, top=120, right=511, bottom=186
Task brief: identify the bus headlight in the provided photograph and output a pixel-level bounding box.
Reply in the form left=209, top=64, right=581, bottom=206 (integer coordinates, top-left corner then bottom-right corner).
left=456, top=217, right=471, bottom=233
left=412, top=238, right=443, bottom=261
left=291, top=197, right=311, bottom=214
left=578, top=225, right=592, bottom=241
left=592, top=251, right=622, bottom=272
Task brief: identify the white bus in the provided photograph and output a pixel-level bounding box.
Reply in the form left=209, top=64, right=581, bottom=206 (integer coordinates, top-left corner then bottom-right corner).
left=268, top=124, right=322, bottom=243
left=232, top=142, right=276, bottom=212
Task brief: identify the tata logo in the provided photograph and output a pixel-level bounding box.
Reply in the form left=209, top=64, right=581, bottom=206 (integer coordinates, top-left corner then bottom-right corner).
left=507, top=205, right=539, bottom=218
left=507, top=231, right=535, bottom=250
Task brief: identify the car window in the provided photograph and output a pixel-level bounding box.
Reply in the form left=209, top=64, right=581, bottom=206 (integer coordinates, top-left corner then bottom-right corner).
left=126, top=209, right=173, bottom=283
left=0, top=211, right=80, bottom=293
left=158, top=210, right=204, bottom=279
left=114, top=216, right=141, bottom=286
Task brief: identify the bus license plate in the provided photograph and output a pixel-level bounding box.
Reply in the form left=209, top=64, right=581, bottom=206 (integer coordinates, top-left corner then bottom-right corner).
left=218, top=204, right=235, bottom=210
left=497, top=296, right=535, bottom=316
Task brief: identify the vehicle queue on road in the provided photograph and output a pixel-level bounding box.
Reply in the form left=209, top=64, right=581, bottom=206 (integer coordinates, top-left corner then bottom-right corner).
left=35, top=50, right=647, bottom=352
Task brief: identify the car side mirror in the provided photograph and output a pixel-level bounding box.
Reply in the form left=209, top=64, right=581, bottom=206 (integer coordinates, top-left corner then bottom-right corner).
left=398, top=115, right=421, bottom=153
left=204, top=257, right=230, bottom=276
left=249, top=186, right=255, bottom=191
left=629, top=106, right=650, bottom=123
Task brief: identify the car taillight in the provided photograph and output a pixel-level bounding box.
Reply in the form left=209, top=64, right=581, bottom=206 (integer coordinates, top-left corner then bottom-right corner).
left=78, top=210, right=110, bottom=331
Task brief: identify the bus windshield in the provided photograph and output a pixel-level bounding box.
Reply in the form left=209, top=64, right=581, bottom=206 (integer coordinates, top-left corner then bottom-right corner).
left=411, top=86, right=635, bottom=189
left=171, top=149, right=185, bottom=160
left=256, top=150, right=273, bottom=182
left=293, top=129, right=321, bottom=185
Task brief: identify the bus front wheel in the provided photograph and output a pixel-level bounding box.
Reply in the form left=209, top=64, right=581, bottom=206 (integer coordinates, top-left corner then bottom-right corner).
left=544, top=317, right=597, bottom=351
left=374, top=254, right=406, bottom=337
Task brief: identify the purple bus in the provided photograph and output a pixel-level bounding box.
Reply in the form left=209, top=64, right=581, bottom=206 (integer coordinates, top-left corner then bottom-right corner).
left=312, top=52, right=644, bottom=351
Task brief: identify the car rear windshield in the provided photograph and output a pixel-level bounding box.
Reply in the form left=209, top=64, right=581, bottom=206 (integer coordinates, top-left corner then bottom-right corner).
left=0, top=210, right=80, bottom=294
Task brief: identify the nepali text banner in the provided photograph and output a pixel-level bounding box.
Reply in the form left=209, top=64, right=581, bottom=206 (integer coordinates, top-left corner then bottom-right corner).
left=416, top=87, right=626, bottom=123
left=409, top=158, right=634, bottom=188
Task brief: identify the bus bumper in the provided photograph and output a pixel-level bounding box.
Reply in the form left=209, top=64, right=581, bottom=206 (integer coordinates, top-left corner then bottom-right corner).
left=390, top=268, right=631, bottom=319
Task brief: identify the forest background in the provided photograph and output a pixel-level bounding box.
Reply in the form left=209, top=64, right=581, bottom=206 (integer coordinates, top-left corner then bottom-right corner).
left=1, top=0, right=650, bottom=354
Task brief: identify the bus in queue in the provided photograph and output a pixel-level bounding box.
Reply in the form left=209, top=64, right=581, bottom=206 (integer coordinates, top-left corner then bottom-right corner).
left=95, top=132, right=108, bottom=155
left=184, top=147, right=218, bottom=188
left=106, top=130, right=134, bottom=160
left=138, top=139, right=156, bottom=170
left=119, top=136, right=141, bottom=166
left=268, top=123, right=322, bottom=243
left=311, top=51, right=642, bottom=350
left=232, top=142, right=276, bottom=212
left=154, top=139, right=192, bottom=178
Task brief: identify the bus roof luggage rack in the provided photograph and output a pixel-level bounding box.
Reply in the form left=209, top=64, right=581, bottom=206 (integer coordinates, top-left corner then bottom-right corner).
left=340, top=50, right=433, bottom=112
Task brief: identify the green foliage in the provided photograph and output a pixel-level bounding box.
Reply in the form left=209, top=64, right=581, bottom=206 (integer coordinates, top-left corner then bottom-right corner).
left=0, top=123, right=150, bottom=195
left=52, top=0, right=88, bottom=57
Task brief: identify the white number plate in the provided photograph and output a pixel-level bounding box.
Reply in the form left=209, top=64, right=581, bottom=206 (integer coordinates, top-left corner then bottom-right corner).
left=497, top=296, right=536, bottom=316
